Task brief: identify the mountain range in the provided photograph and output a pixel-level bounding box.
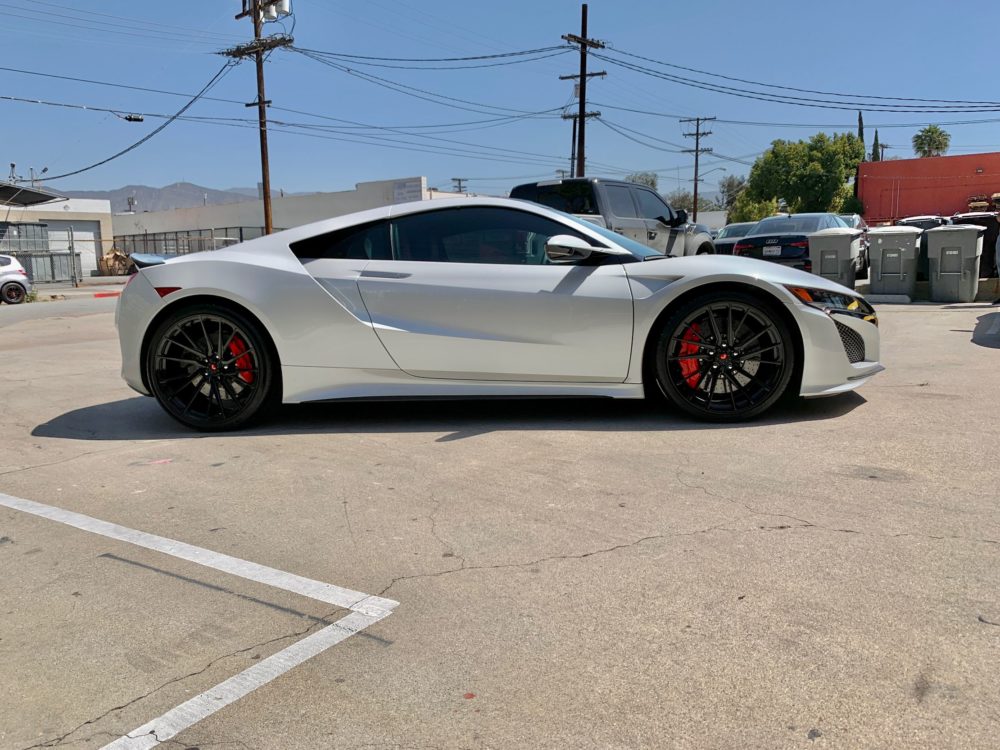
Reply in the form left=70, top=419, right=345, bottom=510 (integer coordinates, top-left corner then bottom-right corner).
left=62, top=182, right=285, bottom=213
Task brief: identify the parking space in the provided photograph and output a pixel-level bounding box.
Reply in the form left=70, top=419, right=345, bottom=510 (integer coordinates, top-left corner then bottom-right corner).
left=2, top=299, right=1000, bottom=749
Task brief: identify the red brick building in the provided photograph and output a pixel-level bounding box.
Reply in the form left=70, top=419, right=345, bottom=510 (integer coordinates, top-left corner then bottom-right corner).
left=855, top=152, right=1000, bottom=223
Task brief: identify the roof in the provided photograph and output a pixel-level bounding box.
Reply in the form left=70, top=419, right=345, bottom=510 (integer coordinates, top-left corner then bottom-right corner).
left=0, top=181, right=65, bottom=207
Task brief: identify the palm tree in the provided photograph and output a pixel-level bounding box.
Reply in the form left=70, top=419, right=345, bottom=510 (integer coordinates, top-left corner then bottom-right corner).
left=912, top=125, right=951, bottom=158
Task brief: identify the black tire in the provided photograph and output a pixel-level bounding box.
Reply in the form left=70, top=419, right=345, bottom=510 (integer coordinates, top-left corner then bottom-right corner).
left=696, top=244, right=714, bottom=255
left=145, top=304, right=277, bottom=431
left=1, top=282, right=26, bottom=305
left=652, top=291, right=796, bottom=422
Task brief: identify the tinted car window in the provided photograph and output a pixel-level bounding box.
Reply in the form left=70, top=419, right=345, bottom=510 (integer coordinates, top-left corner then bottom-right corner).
left=0, top=256, right=10, bottom=267
left=290, top=220, right=391, bottom=260
left=751, top=216, right=822, bottom=235
left=717, top=224, right=752, bottom=239
left=634, top=189, right=672, bottom=222
left=604, top=185, right=638, bottom=218
left=390, top=207, right=592, bottom=265
left=510, top=182, right=597, bottom=214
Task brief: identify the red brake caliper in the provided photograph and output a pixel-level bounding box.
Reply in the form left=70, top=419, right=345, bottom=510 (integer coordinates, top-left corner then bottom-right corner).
left=678, top=323, right=703, bottom=389
left=227, top=336, right=255, bottom=384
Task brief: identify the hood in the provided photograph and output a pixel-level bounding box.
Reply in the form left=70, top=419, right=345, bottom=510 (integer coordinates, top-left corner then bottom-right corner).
left=629, top=254, right=862, bottom=296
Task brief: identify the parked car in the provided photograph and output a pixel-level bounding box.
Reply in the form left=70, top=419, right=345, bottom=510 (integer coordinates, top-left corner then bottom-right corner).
left=713, top=222, right=757, bottom=255
left=0, top=254, right=31, bottom=304
left=838, top=213, right=870, bottom=273
left=117, top=197, right=881, bottom=430
left=510, top=177, right=715, bottom=256
left=732, top=213, right=856, bottom=273
left=894, top=215, right=952, bottom=231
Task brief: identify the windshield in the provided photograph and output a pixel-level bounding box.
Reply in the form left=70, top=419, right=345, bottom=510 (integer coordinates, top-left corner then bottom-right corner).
left=717, top=223, right=752, bottom=239
left=553, top=210, right=665, bottom=259
left=750, top=216, right=822, bottom=235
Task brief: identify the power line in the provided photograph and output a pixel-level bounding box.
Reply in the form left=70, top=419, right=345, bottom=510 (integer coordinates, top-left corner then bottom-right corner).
left=604, top=47, right=1000, bottom=107
left=282, top=49, right=571, bottom=71
left=39, top=61, right=238, bottom=182
left=592, top=53, right=1000, bottom=113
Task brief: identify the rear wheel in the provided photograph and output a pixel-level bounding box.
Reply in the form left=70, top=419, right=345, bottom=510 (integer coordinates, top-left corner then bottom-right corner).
left=146, top=304, right=276, bottom=431
left=1, top=282, right=26, bottom=304
left=652, top=291, right=796, bottom=421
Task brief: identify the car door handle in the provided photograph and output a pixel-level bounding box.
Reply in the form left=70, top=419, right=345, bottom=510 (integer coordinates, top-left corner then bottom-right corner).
left=360, top=270, right=411, bottom=279
left=647, top=231, right=658, bottom=240
left=612, top=226, right=624, bottom=232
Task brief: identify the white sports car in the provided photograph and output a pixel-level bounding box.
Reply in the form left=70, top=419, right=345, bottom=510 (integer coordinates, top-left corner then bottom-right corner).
left=116, top=197, right=882, bottom=431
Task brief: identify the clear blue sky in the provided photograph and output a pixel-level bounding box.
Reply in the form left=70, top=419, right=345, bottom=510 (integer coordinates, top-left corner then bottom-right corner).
left=2, top=0, right=996, bottom=197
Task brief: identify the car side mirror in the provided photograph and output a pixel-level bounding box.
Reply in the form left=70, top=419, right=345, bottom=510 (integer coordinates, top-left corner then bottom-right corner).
left=545, top=234, right=595, bottom=263
left=670, top=209, right=688, bottom=227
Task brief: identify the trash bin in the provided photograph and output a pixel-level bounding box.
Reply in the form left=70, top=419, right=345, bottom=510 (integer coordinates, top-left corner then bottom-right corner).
left=867, top=226, right=922, bottom=297
left=925, top=225, right=985, bottom=302
left=808, top=228, right=862, bottom=288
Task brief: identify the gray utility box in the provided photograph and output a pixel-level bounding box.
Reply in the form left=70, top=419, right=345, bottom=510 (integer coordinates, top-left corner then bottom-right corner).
left=925, top=225, right=985, bottom=302
left=868, top=226, right=922, bottom=297
left=808, top=228, right=862, bottom=288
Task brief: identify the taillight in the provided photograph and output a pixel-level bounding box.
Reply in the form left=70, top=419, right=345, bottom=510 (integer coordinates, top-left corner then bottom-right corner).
left=788, top=240, right=809, bottom=249
left=17, top=269, right=27, bottom=276
left=733, top=242, right=753, bottom=255
left=154, top=286, right=182, bottom=298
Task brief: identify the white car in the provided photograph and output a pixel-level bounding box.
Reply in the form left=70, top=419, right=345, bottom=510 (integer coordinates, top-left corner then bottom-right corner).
left=0, top=254, right=31, bottom=304
left=116, top=198, right=882, bottom=430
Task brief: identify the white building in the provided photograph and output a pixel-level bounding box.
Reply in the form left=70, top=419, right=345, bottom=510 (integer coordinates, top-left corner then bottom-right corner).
left=1, top=196, right=113, bottom=278
left=112, top=177, right=472, bottom=255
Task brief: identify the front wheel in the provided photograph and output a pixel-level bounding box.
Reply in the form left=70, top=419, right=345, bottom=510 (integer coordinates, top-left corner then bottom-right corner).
left=1, top=282, right=26, bottom=304
left=146, top=304, right=277, bottom=431
left=652, top=291, right=796, bottom=421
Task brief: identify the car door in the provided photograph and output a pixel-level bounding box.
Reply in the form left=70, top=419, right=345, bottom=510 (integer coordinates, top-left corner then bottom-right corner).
left=356, top=205, right=634, bottom=382
left=633, top=187, right=685, bottom=256
left=599, top=183, right=648, bottom=247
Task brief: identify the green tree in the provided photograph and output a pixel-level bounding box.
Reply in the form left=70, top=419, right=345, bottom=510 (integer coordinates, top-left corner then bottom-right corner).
left=717, top=174, right=747, bottom=211
left=745, top=132, right=865, bottom=213
left=871, top=129, right=881, bottom=161
left=625, top=171, right=658, bottom=190
left=665, top=188, right=719, bottom=213
left=912, top=125, right=950, bottom=157
left=728, top=192, right=778, bottom=223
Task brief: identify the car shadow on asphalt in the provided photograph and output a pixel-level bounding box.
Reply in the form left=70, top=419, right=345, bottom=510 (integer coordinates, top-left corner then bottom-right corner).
left=32, top=392, right=867, bottom=442
left=972, top=312, right=1000, bottom=349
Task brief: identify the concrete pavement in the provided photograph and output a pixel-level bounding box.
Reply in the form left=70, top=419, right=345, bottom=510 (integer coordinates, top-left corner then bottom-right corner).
left=2, top=298, right=999, bottom=749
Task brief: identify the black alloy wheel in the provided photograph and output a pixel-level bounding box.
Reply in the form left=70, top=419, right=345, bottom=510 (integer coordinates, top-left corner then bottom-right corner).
left=146, top=305, right=276, bottom=431
left=1, top=282, right=26, bottom=304
left=653, top=291, right=795, bottom=421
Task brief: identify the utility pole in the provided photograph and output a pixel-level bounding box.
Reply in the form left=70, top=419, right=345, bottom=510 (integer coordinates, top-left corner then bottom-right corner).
left=562, top=4, right=604, bottom=178
left=681, top=116, right=715, bottom=222
left=223, top=0, right=293, bottom=235
left=451, top=177, right=467, bottom=193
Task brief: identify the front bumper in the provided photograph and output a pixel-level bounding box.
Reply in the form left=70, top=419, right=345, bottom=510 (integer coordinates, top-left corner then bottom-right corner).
left=794, top=303, right=883, bottom=397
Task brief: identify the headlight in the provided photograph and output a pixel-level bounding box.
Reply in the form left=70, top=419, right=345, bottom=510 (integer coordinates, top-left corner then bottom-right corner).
left=785, top=286, right=878, bottom=326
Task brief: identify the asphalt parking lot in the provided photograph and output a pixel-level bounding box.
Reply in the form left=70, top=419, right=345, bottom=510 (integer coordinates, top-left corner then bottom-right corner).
left=2, top=296, right=999, bottom=749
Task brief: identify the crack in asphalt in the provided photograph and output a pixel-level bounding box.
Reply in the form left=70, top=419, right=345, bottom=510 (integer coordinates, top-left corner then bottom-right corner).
left=674, top=467, right=815, bottom=527
left=0, top=441, right=169, bottom=478
left=423, top=494, right=467, bottom=569
left=378, top=523, right=730, bottom=598
left=18, top=609, right=341, bottom=750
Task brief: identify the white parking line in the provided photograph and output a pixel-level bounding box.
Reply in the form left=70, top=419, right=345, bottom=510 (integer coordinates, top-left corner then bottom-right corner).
left=0, top=492, right=398, bottom=748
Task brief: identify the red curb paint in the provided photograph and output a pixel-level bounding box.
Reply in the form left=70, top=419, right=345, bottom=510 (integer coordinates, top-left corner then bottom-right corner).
left=93, top=291, right=122, bottom=298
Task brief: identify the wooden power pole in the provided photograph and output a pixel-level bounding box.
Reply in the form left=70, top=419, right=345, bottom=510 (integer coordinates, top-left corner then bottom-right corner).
left=561, top=4, right=604, bottom=178
left=681, top=116, right=715, bottom=222
left=224, top=0, right=293, bottom=235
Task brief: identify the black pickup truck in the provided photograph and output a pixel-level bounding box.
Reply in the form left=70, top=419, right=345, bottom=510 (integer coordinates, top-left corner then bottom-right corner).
left=510, top=177, right=715, bottom=256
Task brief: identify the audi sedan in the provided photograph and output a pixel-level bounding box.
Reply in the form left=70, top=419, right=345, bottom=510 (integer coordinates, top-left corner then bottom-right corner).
left=116, top=198, right=882, bottom=430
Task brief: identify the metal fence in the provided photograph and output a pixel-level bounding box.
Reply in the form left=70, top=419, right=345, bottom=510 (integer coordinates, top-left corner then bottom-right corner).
left=7, top=251, right=82, bottom=283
